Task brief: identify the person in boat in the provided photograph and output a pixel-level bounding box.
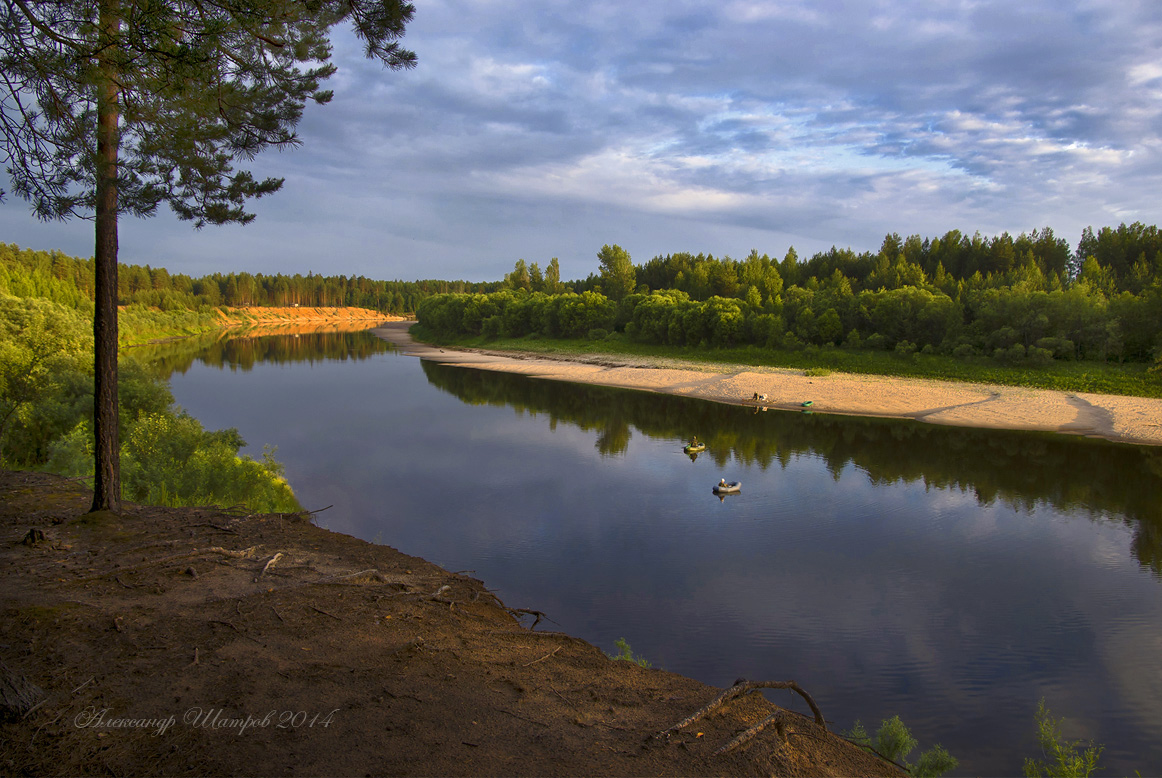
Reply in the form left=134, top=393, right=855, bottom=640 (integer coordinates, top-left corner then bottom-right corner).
left=689, top=436, right=699, bottom=447
left=719, top=478, right=727, bottom=487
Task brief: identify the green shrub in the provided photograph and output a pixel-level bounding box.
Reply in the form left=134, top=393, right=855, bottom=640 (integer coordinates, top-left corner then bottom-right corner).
left=0, top=294, right=298, bottom=513
left=608, top=638, right=651, bottom=668
left=1026, top=346, right=1055, bottom=368
left=952, top=343, right=978, bottom=359
left=1023, top=700, right=1103, bottom=778
left=845, top=715, right=957, bottom=777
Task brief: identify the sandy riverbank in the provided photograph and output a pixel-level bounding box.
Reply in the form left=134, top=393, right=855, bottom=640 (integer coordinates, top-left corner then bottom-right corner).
left=214, top=306, right=405, bottom=334
left=373, top=321, right=1162, bottom=447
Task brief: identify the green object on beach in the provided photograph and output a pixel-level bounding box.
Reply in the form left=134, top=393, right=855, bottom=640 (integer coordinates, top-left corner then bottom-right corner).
left=801, top=400, right=814, bottom=407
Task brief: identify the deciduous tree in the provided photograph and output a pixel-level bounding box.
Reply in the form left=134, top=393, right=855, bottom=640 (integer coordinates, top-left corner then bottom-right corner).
left=597, top=244, right=635, bottom=301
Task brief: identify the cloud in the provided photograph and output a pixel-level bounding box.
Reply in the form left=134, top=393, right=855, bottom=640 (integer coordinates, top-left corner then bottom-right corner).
left=2, top=0, right=1160, bottom=280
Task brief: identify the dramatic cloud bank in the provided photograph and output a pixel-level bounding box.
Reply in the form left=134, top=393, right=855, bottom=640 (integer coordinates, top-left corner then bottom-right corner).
left=3, top=0, right=1160, bottom=281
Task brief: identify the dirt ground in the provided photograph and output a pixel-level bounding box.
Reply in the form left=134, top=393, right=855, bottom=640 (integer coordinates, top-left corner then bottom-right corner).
left=1, top=469, right=900, bottom=777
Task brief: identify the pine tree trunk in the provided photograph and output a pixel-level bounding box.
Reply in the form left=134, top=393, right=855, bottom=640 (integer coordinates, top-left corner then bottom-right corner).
left=91, top=0, right=121, bottom=514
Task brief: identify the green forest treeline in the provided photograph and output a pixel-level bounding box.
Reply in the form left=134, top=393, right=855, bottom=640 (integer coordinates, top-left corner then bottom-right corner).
left=417, top=225, right=1162, bottom=378
left=0, top=240, right=500, bottom=316
left=4, top=223, right=1161, bottom=372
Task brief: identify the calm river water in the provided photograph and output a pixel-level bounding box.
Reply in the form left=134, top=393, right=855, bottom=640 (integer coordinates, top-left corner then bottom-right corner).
left=144, top=329, right=1162, bottom=776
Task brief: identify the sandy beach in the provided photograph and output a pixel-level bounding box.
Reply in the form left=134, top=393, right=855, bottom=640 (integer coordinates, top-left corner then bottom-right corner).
left=373, top=321, right=1162, bottom=447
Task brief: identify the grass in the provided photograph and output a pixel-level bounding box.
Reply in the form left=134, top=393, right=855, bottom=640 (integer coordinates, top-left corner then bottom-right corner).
left=410, top=327, right=1162, bottom=398
left=608, top=638, right=652, bottom=668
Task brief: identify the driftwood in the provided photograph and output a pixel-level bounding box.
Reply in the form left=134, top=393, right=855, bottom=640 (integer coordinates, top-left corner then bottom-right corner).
left=655, top=678, right=826, bottom=756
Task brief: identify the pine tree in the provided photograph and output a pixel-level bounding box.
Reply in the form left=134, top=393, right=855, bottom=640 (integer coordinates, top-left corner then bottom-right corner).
left=1, top=0, right=415, bottom=511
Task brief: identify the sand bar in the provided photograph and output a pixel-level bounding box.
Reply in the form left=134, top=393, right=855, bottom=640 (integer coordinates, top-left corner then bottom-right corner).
left=372, top=321, right=1162, bottom=447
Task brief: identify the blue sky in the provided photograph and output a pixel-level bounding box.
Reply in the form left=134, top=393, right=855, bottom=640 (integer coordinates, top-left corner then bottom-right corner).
left=3, top=0, right=1161, bottom=283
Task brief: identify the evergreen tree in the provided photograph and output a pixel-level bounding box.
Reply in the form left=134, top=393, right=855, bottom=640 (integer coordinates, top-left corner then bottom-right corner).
left=0, top=0, right=415, bottom=511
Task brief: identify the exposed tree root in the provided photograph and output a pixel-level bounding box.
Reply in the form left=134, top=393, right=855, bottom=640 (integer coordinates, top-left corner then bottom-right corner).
left=655, top=678, right=827, bottom=756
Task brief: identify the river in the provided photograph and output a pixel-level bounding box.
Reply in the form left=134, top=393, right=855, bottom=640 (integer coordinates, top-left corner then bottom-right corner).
left=141, top=328, right=1162, bottom=776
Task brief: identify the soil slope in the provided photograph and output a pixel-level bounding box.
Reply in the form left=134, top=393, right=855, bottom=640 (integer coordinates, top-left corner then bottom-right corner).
left=1, top=470, right=900, bottom=777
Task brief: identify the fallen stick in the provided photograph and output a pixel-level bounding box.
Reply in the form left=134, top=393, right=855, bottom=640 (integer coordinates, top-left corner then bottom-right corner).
left=713, top=711, right=789, bottom=755
left=505, top=607, right=555, bottom=630
left=207, top=545, right=259, bottom=560
left=191, top=522, right=238, bottom=534
left=260, top=552, right=284, bottom=576
left=522, top=645, right=562, bottom=667
left=309, top=605, right=343, bottom=621
left=77, top=545, right=260, bottom=582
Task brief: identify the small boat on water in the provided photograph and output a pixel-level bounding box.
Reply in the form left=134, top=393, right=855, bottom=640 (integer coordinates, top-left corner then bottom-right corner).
left=684, top=443, right=707, bottom=454
left=713, top=480, right=741, bottom=494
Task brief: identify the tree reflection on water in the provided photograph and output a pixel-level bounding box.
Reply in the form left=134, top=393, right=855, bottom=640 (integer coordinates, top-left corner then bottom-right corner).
left=421, top=359, right=1162, bottom=578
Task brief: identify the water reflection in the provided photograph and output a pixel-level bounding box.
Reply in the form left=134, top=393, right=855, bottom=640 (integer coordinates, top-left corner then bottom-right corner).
left=135, top=329, right=395, bottom=376
left=421, top=360, right=1162, bottom=577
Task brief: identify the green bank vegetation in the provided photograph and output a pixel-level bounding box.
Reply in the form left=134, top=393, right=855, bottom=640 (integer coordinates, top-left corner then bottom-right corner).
left=416, top=225, right=1162, bottom=396
left=1023, top=699, right=1104, bottom=778
left=0, top=294, right=298, bottom=512
left=607, top=638, right=653, bottom=668
left=847, top=701, right=1103, bottom=778
left=846, top=716, right=957, bottom=777
left=0, top=241, right=497, bottom=319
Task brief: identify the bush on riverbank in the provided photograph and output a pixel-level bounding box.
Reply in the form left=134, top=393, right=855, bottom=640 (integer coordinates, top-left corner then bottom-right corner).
left=0, top=294, right=299, bottom=512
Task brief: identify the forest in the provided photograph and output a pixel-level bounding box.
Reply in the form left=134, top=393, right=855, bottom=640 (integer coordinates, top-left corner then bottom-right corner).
left=0, top=241, right=502, bottom=316
left=417, top=225, right=1162, bottom=372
